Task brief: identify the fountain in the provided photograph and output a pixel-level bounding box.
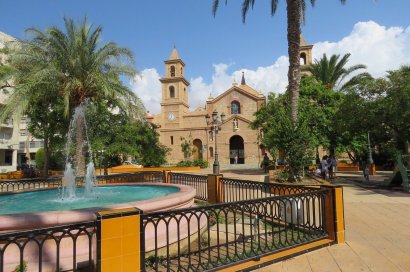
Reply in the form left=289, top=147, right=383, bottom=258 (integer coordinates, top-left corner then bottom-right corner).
left=0, top=103, right=200, bottom=271
left=61, top=102, right=95, bottom=199
left=0, top=101, right=197, bottom=230
left=0, top=183, right=197, bottom=271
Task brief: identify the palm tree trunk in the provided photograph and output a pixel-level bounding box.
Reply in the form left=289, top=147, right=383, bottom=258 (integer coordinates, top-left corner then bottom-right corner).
left=286, top=0, right=301, bottom=125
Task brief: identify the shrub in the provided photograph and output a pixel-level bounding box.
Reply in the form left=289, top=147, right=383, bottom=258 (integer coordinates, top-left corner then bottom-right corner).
left=35, top=148, right=45, bottom=169
left=176, top=160, right=193, bottom=167
left=14, top=261, right=27, bottom=272
left=192, top=159, right=209, bottom=168
left=176, top=160, right=209, bottom=168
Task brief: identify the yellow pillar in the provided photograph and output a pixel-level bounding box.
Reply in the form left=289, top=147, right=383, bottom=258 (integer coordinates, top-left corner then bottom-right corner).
left=208, top=174, right=223, bottom=204
left=321, top=185, right=345, bottom=244
left=217, top=174, right=224, bottom=203
left=333, top=186, right=345, bottom=243
left=96, top=207, right=142, bottom=272
left=370, top=163, right=376, bottom=176
left=163, top=170, right=171, bottom=183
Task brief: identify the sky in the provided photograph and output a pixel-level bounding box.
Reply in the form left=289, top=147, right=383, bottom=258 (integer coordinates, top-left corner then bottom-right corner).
left=1, top=0, right=410, bottom=114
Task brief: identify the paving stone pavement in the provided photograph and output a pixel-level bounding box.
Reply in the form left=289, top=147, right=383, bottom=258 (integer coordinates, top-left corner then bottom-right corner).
left=184, top=167, right=410, bottom=272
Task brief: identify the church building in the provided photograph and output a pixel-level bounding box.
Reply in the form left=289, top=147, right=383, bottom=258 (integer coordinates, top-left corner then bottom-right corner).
left=147, top=39, right=313, bottom=166
left=146, top=48, right=266, bottom=166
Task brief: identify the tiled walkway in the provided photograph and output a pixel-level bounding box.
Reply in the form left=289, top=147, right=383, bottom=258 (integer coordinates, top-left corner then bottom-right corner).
left=257, top=177, right=410, bottom=272
left=185, top=167, right=410, bottom=272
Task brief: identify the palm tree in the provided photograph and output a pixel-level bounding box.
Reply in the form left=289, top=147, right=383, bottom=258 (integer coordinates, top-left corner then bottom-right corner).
left=213, top=0, right=346, bottom=124
left=307, top=53, right=371, bottom=91
left=1, top=17, right=143, bottom=176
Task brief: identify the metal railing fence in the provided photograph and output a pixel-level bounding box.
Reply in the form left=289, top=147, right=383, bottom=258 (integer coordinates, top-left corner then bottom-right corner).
left=0, top=172, right=336, bottom=272
left=0, top=177, right=61, bottom=192
left=0, top=221, right=96, bottom=272
left=170, top=172, right=208, bottom=201
left=142, top=189, right=327, bottom=272
left=0, top=171, right=164, bottom=192
left=95, top=171, right=163, bottom=184
left=221, top=177, right=319, bottom=202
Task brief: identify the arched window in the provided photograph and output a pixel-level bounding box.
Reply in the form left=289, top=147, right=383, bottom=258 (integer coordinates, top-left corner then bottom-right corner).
left=181, top=67, right=183, bottom=76
left=169, top=86, right=175, bottom=98
left=300, top=53, right=307, bottom=65
left=170, top=66, right=175, bottom=77
left=231, top=101, right=240, bottom=114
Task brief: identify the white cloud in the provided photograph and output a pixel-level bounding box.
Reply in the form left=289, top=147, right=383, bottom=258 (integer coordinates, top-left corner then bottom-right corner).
left=132, top=59, right=289, bottom=114
left=130, top=68, right=162, bottom=114
left=313, top=21, right=410, bottom=78
left=132, top=21, right=410, bottom=114
left=189, top=58, right=290, bottom=110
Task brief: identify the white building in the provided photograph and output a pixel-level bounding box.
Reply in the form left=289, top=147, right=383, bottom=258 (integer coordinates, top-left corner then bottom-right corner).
left=0, top=32, right=19, bottom=172
left=0, top=31, right=43, bottom=172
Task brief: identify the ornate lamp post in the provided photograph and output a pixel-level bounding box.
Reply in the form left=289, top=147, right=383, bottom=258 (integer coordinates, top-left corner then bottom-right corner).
left=367, top=132, right=374, bottom=165
left=206, top=110, right=226, bottom=174
left=98, top=149, right=104, bottom=176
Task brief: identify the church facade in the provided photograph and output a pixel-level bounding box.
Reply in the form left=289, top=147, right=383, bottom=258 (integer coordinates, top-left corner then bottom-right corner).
left=146, top=48, right=266, bottom=166
left=147, top=39, right=313, bottom=166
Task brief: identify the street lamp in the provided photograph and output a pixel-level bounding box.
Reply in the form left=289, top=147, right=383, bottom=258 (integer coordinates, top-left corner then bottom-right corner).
left=98, top=149, right=104, bottom=176
left=205, top=110, right=226, bottom=174
left=367, top=132, right=374, bottom=165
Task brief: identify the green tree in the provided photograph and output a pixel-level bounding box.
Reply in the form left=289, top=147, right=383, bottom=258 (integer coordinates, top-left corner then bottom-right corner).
left=35, top=148, right=45, bottom=170
left=333, top=89, right=369, bottom=162
left=382, top=66, right=410, bottom=153
left=213, top=0, right=347, bottom=124
left=1, top=17, right=143, bottom=175
left=26, top=87, right=68, bottom=174
left=86, top=103, right=169, bottom=167
left=335, top=66, right=410, bottom=163
left=132, top=123, right=169, bottom=167
left=180, top=135, right=193, bottom=161
left=307, top=53, right=370, bottom=91
left=299, top=76, right=344, bottom=156
left=252, top=93, right=315, bottom=181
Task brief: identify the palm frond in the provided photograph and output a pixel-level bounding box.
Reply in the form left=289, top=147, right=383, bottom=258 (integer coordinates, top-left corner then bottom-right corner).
left=212, top=0, right=220, bottom=17
left=307, top=52, right=367, bottom=90
left=271, top=0, right=279, bottom=15
left=340, top=72, right=373, bottom=91
left=241, top=0, right=255, bottom=23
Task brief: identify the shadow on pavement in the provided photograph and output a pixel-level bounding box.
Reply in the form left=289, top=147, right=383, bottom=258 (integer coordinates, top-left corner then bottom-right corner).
left=334, top=175, right=409, bottom=198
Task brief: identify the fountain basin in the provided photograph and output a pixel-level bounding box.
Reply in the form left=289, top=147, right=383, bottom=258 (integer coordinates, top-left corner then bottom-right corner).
left=1, top=183, right=200, bottom=271
left=0, top=183, right=195, bottom=232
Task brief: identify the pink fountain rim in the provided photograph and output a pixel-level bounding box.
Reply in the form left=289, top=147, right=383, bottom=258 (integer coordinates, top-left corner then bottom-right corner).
left=0, top=183, right=196, bottom=232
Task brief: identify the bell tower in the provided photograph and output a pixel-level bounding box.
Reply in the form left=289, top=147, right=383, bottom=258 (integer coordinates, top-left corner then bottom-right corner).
left=300, top=35, right=313, bottom=75
left=160, top=47, right=190, bottom=127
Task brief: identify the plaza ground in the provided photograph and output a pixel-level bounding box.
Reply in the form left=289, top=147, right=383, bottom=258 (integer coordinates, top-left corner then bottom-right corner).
left=184, top=167, right=410, bottom=272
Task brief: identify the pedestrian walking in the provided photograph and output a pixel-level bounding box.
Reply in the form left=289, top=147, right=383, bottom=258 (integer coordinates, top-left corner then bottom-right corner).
left=363, top=164, right=370, bottom=182
left=321, top=155, right=329, bottom=180
left=263, top=153, right=270, bottom=173
left=329, top=155, right=338, bottom=179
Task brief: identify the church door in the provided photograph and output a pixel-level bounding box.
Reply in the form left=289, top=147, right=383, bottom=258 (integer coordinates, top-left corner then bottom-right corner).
left=229, top=135, right=244, bottom=164
left=192, top=139, right=203, bottom=160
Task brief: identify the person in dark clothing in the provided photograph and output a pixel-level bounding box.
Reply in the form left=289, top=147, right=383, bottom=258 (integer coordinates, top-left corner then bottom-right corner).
left=363, top=164, right=370, bottom=182
left=321, top=155, right=329, bottom=180
left=263, top=153, right=270, bottom=173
